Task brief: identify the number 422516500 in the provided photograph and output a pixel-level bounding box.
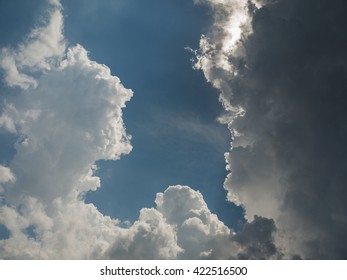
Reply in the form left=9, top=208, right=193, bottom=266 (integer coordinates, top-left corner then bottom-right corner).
left=192, top=266, right=247, bottom=276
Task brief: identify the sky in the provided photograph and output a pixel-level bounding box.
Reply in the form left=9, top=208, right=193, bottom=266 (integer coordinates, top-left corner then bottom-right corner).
left=0, top=0, right=346, bottom=259
left=62, top=0, right=245, bottom=227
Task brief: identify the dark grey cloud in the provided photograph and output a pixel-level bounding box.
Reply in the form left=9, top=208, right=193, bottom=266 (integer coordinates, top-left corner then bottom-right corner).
left=195, top=0, right=347, bottom=259
left=233, top=215, right=280, bottom=259
left=235, top=0, right=347, bottom=259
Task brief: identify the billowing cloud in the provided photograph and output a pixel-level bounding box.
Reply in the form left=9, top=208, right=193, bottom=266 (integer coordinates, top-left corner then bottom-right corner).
left=194, top=0, right=347, bottom=259
left=108, top=185, right=279, bottom=260
left=0, top=0, right=133, bottom=259
left=156, top=185, right=234, bottom=259
left=107, top=207, right=183, bottom=260
left=4, top=43, right=133, bottom=205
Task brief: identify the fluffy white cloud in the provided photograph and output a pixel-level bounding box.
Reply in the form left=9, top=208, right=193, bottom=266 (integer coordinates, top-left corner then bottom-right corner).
left=0, top=197, right=122, bottom=259
left=109, top=185, right=278, bottom=260
left=3, top=42, right=133, bottom=206
left=156, top=185, right=235, bottom=259
left=0, top=0, right=132, bottom=259
left=107, top=207, right=183, bottom=259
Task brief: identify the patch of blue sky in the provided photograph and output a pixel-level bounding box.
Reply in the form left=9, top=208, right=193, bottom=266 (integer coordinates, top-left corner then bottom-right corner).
left=64, top=0, right=246, bottom=229
left=0, top=224, right=10, bottom=240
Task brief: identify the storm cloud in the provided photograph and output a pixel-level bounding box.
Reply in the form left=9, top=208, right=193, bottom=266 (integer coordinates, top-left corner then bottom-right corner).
left=195, top=0, right=347, bottom=258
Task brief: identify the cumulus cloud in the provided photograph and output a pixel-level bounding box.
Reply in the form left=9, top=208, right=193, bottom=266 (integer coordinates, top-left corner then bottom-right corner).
left=194, top=0, right=347, bottom=259
left=0, top=0, right=133, bottom=259
left=3, top=43, right=133, bottom=205
left=156, top=185, right=234, bottom=259
left=108, top=185, right=279, bottom=260
left=107, top=207, right=183, bottom=259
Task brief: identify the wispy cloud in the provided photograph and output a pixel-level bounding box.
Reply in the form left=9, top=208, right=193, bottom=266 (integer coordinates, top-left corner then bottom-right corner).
left=151, top=113, right=230, bottom=150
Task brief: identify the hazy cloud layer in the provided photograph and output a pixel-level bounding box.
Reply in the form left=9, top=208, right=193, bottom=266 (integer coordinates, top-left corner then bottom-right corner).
left=194, top=0, right=347, bottom=258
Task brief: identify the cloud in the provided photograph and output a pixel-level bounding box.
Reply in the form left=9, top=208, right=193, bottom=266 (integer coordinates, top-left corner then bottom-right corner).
left=2, top=41, right=133, bottom=206
left=108, top=185, right=279, bottom=259
left=156, top=185, right=234, bottom=259
left=154, top=185, right=279, bottom=259
left=0, top=166, right=15, bottom=184
left=0, top=1, right=65, bottom=89
left=191, top=0, right=255, bottom=116
left=232, top=215, right=280, bottom=259
left=107, top=207, right=183, bottom=259
left=194, top=0, right=347, bottom=259
left=0, top=0, right=133, bottom=259
left=0, top=165, right=15, bottom=198
left=0, top=110, right=17, bottom=134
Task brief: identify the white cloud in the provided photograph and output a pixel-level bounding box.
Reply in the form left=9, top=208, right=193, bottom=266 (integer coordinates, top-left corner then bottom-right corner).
left=108, top=185, right=278, bottom=259
left=0, top=198, right=121, bottom=259
left=191, top=0, right=251, bottom=123
left=156, top=185, right=237, bottom=259
left=3, top=42, right=133, bottom=206
left=107, top=207, right=183, bottom=259
left=0, top=1, right=65, bottom=89
left=154, top=185, right=278, bottom=259
left=0, top=165, right=15, bottom=184
left=0, top=49, right=38, bottom=89
left=0, top=0, right=133, bottom=259
left=0, top=110, right=17, bottom=133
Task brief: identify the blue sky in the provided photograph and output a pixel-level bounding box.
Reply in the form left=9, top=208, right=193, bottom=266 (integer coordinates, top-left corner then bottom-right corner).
left=0, top=0, right=347, bottom=259
left=0, top=0, right=245, bottom=229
